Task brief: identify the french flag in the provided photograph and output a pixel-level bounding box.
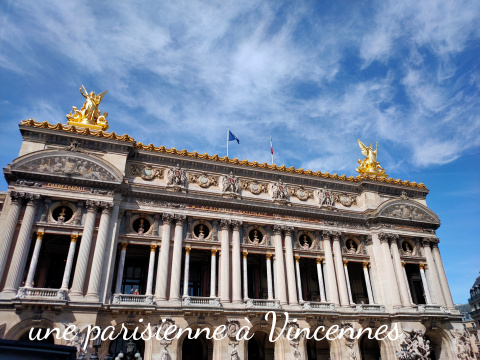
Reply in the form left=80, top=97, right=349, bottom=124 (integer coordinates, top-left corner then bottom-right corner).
left=270, top=135, right=273, bottom=155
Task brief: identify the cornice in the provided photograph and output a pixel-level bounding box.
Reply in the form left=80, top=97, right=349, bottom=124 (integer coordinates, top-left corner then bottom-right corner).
left=20, top=120, right=427, bottom=190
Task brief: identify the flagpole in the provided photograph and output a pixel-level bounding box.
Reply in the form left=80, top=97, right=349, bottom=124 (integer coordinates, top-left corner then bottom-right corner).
left=227, top=128, right=229, bottom=158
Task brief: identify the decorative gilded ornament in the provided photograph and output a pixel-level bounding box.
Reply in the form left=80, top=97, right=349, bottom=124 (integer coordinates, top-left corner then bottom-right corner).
left=66, top=85, right=109, bottom=131
left=356, top=140, right=387, bottom=177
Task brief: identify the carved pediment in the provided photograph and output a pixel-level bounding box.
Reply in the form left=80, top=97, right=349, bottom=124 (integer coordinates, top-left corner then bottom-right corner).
left=11, top=150, right=124, bottom=183
left=376, top=199, right=439, bottom=225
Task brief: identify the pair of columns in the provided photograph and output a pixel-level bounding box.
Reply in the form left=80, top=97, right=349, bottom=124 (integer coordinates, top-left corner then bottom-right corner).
left=241, top=251, right=275, bottom=300
left=220, top=219, right=243, bottom=303
left=114, top=243, right=157, bottom=295
left=182, top=247, right=218, bottom=298
left=23, top=232, right=79, bottom=290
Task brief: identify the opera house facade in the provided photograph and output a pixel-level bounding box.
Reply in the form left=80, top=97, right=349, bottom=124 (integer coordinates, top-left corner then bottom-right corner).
left=0, top=112, right=474, bottom=359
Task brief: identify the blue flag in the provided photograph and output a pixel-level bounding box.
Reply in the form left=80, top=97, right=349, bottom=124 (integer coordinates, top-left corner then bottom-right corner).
left=229, top=131, right=240, bottom=144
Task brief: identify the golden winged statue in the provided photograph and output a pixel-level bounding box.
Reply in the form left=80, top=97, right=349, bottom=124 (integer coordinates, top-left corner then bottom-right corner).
left=66, top=85, right=109, bottom=130
left=356, top=139, right=388, bottom=177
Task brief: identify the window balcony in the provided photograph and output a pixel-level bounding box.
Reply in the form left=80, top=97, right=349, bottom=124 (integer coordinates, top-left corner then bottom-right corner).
left=303, top=301, right=336, bottom=311
left=182, top=296, right=221, bottom=308
left=354, top=304, right=385, bottom=313
left=112, top=293, right=155, bottom=306
left=14, top=287, right=68, bottom=303
left=246, top=299, right=282, bottom=309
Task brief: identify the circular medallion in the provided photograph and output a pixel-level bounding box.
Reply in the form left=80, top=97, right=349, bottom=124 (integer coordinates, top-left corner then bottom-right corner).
left=200, top=176, right=208, bottom=184
left=250, top=183, right=261, bottom=194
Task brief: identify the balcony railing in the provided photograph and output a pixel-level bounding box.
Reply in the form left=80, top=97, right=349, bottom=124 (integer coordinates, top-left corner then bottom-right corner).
left=246, top=299, right=282, bottom=309
left=303, top=302, right=336, bottom=311
left=182, top=296, right=221, bottom=307
left=112, top=294, right=155, bottom=305
left=355, top=304, right=385, bottom=313
left=15, top=287, right=68, bottom=301
left=418, top=304, right=449, bottom=313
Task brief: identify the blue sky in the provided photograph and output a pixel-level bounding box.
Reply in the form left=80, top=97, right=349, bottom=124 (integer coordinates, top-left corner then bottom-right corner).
left=0, top=0, right=479, bottom=303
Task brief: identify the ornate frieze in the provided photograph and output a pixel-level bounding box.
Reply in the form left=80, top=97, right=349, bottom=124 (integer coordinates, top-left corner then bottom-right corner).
left=127, top=197, right=186, bottom=208
left=271, top=179, right=289, bottom=203
left=335, top=193, right=357, bottom=207
left=316, top=187, right=335, bottom=207
left=166, top=164, right=187, bottom=189
left=189, top=172, right=218, bottom=188
left=289, top=185, right=313, bottom=201
left=130, top=164, right=164, bottom=181
left=241, top=180, right=268, bottom=195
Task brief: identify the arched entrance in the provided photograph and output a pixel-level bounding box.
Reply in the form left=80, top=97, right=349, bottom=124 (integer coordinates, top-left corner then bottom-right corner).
left=108, top=332, right=145, bottom=359
left=306, top=337, right=330, bottom=360
left=248, top=331, right=275, bottom=360
left=182, top=333, right=213, bottom=360
left=359, top=335, right=380, bottom=360
left=18, top=328, right=54, bottom=344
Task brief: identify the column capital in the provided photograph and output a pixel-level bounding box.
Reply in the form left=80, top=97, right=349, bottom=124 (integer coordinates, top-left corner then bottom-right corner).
left=401, top=261, right=406, bottom=267
left=321, top=230, right=331, bottom=240
left=343, top=259, right=348, bottom=266
left=162, top=213, right=174, bottom=224
left=185, top=246, right=191, bottom=254
left=284, top=226, right=294, bottom=236
left=231, top=220, right=242, bottom=230
left=331, top=231, right=341, bottom=240
left=100, top=202, right=113, bottom=214
left=242, top=250, right=248, bottom=258
left=36, top=231, right=45, bottom=239
left=220, top=219, right=230, bottom=230
left=9, top=191, right=24, bottom=204
left=150, top=245, right=157, bottom=252
left=25, top=193, right=41, bottom=206
left=273, top=225, right=282, bottom=235
left=365, top=235, right=373, bottom=245
left=70, top=234, right=79, bottom=242
left=86, top=200, right=99, bottom=212
left=378, top=232, right=389, bottom=243
left=211, top=248, right=218, bottom=255
left=316, top=257, right=323, bottom=264
left=120, top=242, right=128, bottom=250
left=362, top=261, right=370, bottom=268
left=295, top=255, right=300, bottom=262
left=266, top=253, right=272, bottom=260
left=419, top=263, right=426, bottom=270
left=175, top=214, right=186, bottom=224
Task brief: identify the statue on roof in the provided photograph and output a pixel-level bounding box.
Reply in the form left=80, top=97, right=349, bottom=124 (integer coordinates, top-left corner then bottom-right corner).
left=356, top=139, right=387, bottom=177
left=66, top=85, right=109, bottom=131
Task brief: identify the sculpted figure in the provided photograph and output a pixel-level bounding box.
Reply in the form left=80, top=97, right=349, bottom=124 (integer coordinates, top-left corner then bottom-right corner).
left=317, top=187, right=335, bottom=206
left=272, top=179, right=288, bottom=200
left=222, top=171, right=239, bottom=193
left=66, top=85, right=109, bottom=130
left=167, top=164, right=187, bottom=186
left=356, top=140, right=387, bottom=177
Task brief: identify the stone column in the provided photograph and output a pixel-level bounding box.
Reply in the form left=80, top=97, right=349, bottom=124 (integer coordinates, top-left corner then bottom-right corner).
left=155, top=213, right=173, bottom=300
left=86, top=203, right=113, bottom=300
left=366, top=235, right=384, bottom=305
left=231, top=220, right=242, bottom=304
left=431, top=239, right=455, bottom=308
left=390, top=237, right=412, bottom=306
left=146, top=245, right=157, bottom=295
left=242, top=251, right=248, bottom=300
left=322, top=231, right=339, bottom=305
left=3, top=194, right=40, bottom=295
left=114, top=243, right=128, bottom=294
left=60, top=234, right=78, bottom=290
left=169, top=215, right=186, bottom=301
left=419, top=264, right=432, bottom=304
left=273, top=256, right=278, bottom=300
left=24, top=231, right=44, bottom=288
left=266, top=253, right=273, bottom=300
left=316, top=258, right=326, bottom=302
left=422, top=239, right=445, bottom=305
left=0, top=192, right=24, bottom=280
left=70, top=201, right=98, bottom=296
left=343, top=260, right=353, bottom=304
left=284, top=227, right=298, bottom=305
left=362, top=262, right=374, bottom=304
left=332, top=232, right=349, bottom=306
left=273, top=225, right=288, bottom=305
left=220, top=219, right=230, bottom=303
left=182, top=246, right=191, bottom=297
left=295, top=256, right=303, bottom=303
left=401, top=262, right=413, bottom=303
left=210, top=249, right=218, bottom=298
left=379, top=233, right=402, bottom=307
left=322, top=261, right=330, bottom=301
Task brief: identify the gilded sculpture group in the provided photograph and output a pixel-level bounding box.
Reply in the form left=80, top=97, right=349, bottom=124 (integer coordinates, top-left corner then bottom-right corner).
left=66, top=87, right=388, bottom=176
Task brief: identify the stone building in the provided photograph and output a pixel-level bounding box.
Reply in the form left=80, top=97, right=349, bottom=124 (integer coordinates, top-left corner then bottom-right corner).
left=469, top=274, right=480, bottom=358
left=0, top=118, right=474, bottom=359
